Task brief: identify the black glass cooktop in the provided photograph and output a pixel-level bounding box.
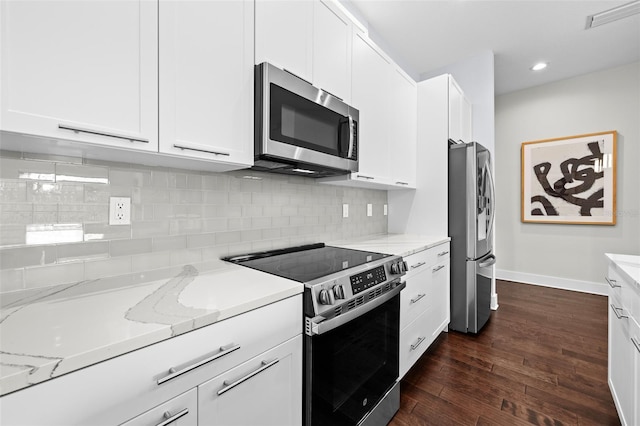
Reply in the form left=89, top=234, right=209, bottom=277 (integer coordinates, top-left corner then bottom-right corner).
left=223, top=243, right=389, bottom=283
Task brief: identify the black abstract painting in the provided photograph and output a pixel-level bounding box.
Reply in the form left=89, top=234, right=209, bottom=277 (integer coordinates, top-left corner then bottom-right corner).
left=521, top=131, right=616, bottom=225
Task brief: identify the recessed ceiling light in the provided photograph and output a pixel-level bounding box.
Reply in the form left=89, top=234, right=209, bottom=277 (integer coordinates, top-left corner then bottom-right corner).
left=586, top=0, right=640, bottom=29
left=531, top=62, right=548, bottom=71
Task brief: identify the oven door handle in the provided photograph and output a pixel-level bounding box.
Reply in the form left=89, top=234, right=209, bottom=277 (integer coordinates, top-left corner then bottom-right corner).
left=306, top=282, right=405, bottom=336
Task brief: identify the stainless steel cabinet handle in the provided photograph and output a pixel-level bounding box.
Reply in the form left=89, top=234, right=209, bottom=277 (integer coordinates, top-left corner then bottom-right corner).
left=632, top=337, right=640, bottom=354
left=432, top=265, right=445, bottom=273
left=356, top=174, right=374, bottom=180
left=58, top=124, right=149, bottom=144
left=410, top=293, right=426, bottom=304
left=217, top=358, right=279, bottom=396
left=610, top=303, right=628, bottom=319
left=411, top=261, right=426, bottom=270
left=158, top=343, right=240, bottom=385
left=437, top=251, right=449, bottom=257
left=605, top=276, right=620, bottom=288
left=395, top=181, right=409, bottom=185
left=410, top=336, right=426, bottom=351
left=157, top=409, right=189, bottom=426
left=173, top=144, right=230, bottom=156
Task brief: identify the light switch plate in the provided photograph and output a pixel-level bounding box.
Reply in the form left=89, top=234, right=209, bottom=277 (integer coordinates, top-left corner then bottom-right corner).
left=342, top=204, right=349, bottom=218
left=109, top=197, right=131, bottom=225
left=367, top=204, right=373, bottom=217
left=384, top=204, right=388, bottom=216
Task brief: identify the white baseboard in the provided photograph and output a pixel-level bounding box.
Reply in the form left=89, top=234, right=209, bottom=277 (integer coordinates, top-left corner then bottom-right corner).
left=496, top=269, right=608, bottom=296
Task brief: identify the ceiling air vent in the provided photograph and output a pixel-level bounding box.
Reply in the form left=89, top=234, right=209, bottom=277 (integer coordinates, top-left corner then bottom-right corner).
left=586, top=0, right=640, bottom=29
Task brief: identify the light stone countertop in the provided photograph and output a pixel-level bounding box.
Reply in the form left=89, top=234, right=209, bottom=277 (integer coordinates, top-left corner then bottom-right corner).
left=330, top=233, right=451, bottom=257
left=0, top=261, right=302, bottom=397
left=605, top=253, right=640, bottom=288
left=0, top=233, right=447, bottom=397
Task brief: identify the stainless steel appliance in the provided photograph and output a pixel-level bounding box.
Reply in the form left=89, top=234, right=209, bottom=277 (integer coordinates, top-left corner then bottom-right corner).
left=223, top=243, right=406, bottom=426
left=254, top=62, right=359, bottom=177
left=448, top=141, right=496, bottom=333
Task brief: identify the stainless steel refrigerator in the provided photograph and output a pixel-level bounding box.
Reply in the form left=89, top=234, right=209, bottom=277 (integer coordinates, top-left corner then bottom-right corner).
left=448, top=141, right=496, bottom=333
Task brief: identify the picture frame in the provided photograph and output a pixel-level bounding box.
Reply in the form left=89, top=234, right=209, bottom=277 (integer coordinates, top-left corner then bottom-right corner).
left=521, top=130, right=617, bottom=225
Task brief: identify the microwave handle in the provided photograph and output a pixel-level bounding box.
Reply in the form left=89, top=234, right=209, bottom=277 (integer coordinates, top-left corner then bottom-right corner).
left=347, top=116, right=354, bottom=159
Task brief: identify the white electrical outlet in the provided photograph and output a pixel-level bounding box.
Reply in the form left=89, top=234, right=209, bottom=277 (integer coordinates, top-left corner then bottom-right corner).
left=367, top=204, right=373, bottom=217
left=109, top=197, right=131, bottom=225
left=342, top=204, right=349, bottom=218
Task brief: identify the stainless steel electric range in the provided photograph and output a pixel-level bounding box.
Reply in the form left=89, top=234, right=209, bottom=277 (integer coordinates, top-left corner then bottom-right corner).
left=224, top=243, right=407, bottom=426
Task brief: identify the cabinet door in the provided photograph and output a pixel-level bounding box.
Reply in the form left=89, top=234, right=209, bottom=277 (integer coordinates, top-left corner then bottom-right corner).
left=255, top=0, right=313, bottom=83
left=312, top=0, right=351, bottom=103
left=120, top=389, right=197, bottom=426
left=631, top=318, right=640, bottom=426
left=389, top=68, right=417, bottom=188
left=351, top=32, right=392, bottom=184
left=608, top=298, right=634, bottom=426
left=198, top=336, right=302, bottom=426
left=448, top=77, right=463, bottom=143
left=0, top=0, right=158, bottom=151
left=460, top=94, right=473, bottom=143
left=159, top=0, right=253, bottom=169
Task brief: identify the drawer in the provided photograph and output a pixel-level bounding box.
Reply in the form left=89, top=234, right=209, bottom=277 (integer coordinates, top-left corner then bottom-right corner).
left=120, top=389, right=197, bottom=426
left=399, top=306, right=447, bottom=378
left=0, top=295, right=302, bottom=426
left=403, top=242, right=450, bottom=280
left=607, top=265, right=625, bottom=304
left=401, top=258, right=450, bottom=331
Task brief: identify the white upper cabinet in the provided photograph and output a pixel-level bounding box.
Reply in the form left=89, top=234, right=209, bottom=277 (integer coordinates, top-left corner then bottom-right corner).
left=159, top=0, right=253, bottom=169
left=389, top=68, right=417, bottom=188
left=312, top=0, right=352, bottom=103
left=350, top=32, right=392, bottom=185
left=255, top=0, right=314, bottom=83
left=448, top=77, right=472, bottom=144
left=255, top=0, right=352, bottom=103
left=0, top=0, right=158, bottom=151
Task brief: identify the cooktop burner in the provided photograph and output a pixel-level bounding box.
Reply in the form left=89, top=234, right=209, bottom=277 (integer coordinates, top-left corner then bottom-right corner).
left=223, top=243, right=390, bottom=283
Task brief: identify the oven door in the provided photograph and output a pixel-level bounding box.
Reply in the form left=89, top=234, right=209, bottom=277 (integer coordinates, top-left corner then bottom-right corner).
left=304, top=289, right=400, bottom=426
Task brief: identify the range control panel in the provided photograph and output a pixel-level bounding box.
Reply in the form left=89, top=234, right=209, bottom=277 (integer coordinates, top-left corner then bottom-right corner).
left=350, top=265, right=387, bottom=295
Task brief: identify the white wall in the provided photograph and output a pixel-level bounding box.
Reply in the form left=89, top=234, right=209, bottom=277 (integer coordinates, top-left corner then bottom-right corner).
left=495, top=61, right=640, bottom=294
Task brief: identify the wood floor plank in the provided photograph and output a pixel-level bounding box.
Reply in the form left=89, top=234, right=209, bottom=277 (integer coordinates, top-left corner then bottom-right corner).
left=389, top=280, right=620, bottom=426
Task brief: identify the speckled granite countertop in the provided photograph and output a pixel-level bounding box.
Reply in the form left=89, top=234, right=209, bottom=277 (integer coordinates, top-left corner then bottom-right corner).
left=0, top=261, right=302, bottom=396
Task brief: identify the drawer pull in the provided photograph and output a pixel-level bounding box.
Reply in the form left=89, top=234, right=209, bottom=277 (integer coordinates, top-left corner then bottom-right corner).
left=411, top=261, right=426, bottom=270
left=395, top=181, right=409, bottom=185
left=437, top=251, right=449, bottom=257
left=432, top=265, right=445, bottom=273
left=410, top=336, right=426, bottom=351
left=157, top=408, right=189, bottom=426
left=356, top=174, right=375, bottom=180
left=610, top=304, right=628, bottom=320
left=158, top=343, right=240, bottom=385
left=605, top=276, right=620, bottom=288
left=410, top=293, right=426, bottom=304
left=58, top=124, right=149, bottom=144
left=632, top=337, right=640, bottom=354
left=173, top=144, right=230, bottom=156
left=217, top=357, right=279, bottom=396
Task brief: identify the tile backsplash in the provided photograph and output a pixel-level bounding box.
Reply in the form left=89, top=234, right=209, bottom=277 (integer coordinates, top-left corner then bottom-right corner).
left=0, top=151, right=388, bottom=294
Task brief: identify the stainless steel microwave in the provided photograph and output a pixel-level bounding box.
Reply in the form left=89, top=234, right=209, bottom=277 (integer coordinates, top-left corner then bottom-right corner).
left=254, top=62, right=359, bottom=177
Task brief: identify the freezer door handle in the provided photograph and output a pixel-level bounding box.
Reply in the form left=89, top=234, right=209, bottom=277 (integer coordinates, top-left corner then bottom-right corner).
left=478, top=254, right=496, bottom=268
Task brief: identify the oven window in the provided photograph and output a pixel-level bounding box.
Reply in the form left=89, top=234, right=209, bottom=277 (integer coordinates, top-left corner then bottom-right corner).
left=308, top=295, right=399, bottom=425
left=270, top=84, right=345, bottom=156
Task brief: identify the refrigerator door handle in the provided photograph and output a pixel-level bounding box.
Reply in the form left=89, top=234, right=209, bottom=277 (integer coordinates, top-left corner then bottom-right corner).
left=486, top=165, right=496, bottom=242
left=478, top=254, right=496, bottom=268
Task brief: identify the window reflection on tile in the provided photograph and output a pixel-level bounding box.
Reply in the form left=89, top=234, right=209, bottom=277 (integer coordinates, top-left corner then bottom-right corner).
left=25, top=223, right=83, bottom=245
left=56, top=163, right=109, bottom=184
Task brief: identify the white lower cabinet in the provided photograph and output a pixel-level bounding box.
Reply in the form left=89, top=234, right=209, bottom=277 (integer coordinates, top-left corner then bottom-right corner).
left=0, top=295, right=302, bottom=426
left=121, top=389, right=198, bottom=426
left=399, top=242, right=450, bottom=377
left=606, top=255, right=640, bottom=426
left=198, top=336, right=302, bottom=426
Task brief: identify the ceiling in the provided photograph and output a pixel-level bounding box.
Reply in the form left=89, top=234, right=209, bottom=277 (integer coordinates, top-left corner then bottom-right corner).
left=346, top=0, right=640, bottom=95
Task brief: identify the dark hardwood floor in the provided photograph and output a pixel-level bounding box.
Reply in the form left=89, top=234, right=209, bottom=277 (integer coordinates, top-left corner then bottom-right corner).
left=389, top=279, right=620, bottom=426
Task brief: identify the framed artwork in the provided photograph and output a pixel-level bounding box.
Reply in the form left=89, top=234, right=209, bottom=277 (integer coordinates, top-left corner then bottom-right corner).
left=521, top=130, right=617, bottom=225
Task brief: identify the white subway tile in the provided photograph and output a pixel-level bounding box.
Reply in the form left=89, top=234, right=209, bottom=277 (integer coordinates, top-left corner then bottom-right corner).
left=25, top=262, right=84, bottom=289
